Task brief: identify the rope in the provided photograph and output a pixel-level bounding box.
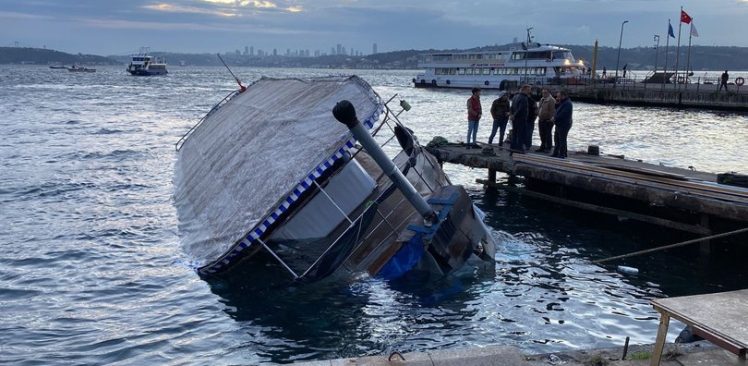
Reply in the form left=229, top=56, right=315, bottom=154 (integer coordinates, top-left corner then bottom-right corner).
left=593, top=227, right=748, bottom=264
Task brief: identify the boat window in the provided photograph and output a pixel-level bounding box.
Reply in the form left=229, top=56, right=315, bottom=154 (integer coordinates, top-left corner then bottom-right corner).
left=449, top=68, right=457, bottom=75
left=526, top=51, right=552, bottom=59
left=466, top=68, right=473, bottom=75
left=269, top=160, right=376, bottom=242
left=511, top=52, right=525, bottom=60
left=458, top=68, right=465, bottom=75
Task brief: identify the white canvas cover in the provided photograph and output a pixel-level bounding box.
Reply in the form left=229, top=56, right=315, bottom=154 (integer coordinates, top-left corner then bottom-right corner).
left=174, top=76, right=382, bottom=268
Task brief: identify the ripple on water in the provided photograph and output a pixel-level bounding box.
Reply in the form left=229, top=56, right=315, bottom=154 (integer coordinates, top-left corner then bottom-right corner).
left=0, top=66, right=746, bottom=365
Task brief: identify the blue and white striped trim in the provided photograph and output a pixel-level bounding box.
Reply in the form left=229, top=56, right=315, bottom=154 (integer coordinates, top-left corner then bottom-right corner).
left=199, top=105, right=382, bottom=275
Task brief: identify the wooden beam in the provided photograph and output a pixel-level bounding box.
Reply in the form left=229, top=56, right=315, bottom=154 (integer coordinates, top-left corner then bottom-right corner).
left=521, top=189, right=712, bottom=235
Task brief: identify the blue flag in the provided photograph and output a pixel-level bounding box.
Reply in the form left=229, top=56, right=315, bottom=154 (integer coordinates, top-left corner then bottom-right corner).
left=668, top=23, right=675, bottom=38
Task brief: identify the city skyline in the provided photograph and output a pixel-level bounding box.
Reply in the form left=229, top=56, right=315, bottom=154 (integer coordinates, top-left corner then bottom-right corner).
left=1, top=1, right=748, bottom=55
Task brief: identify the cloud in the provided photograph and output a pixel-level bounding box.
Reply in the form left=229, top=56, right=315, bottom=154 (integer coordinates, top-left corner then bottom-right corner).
left=143, top=3, right=237, bottom=17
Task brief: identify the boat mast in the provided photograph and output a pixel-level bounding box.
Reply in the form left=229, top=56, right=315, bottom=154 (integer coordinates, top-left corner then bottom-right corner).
left=523, top=27, right=533, bottom=84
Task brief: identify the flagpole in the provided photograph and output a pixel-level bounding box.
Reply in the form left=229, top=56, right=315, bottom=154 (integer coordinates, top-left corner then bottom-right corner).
left=685, top=23, right=693, bottom=89
left=663, top=19, right=671, bottom=90
left=675, top=6, right=683, bottom=89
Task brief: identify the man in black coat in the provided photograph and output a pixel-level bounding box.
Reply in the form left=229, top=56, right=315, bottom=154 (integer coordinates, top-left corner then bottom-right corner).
left=552, top=90, right=573, bottom=159
left=510, top=84, right=531, bottom=152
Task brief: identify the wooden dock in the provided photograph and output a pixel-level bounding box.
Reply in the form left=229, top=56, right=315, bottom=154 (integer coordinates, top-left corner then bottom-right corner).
left=427, top=143, right=748, bottom=239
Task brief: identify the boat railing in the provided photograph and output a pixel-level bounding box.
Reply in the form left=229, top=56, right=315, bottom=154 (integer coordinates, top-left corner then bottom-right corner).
left=175, top=90, right=240, bottom=151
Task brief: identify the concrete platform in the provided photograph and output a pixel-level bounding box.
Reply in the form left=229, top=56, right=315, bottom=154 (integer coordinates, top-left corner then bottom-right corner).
left=292, top=342, right=746, bottom=366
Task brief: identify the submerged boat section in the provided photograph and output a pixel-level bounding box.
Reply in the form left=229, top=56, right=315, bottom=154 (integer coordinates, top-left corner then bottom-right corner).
left=174, top=76, right=495, bottom=283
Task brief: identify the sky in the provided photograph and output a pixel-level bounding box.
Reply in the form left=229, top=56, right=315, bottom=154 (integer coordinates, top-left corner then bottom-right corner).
left=1, top=0, right=748, bottom=55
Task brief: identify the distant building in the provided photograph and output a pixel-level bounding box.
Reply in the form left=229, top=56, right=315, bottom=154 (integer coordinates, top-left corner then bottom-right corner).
left=372, top=43, right=377, bottom=55
left=336, top=44, right=342, bottom=55
left=244, top=46, right=248, bottom=56
left=250, top=46, right=254, bottom=56
left=273, top=48, right=277, bottom=56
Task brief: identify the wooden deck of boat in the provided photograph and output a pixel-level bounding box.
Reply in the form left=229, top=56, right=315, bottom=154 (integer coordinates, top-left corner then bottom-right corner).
left=426, top=142, right=748, bottom=236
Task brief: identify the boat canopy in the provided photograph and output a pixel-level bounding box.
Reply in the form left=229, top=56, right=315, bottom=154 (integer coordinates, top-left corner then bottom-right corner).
left=174, top=76, right=382, bottom=270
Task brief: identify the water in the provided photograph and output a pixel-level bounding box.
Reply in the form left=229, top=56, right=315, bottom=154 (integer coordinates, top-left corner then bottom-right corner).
left=1, top=65, right=747, bottom=365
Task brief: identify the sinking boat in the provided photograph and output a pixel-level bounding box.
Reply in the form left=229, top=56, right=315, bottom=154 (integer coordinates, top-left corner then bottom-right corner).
left=174, top=76, right=495, bottom=283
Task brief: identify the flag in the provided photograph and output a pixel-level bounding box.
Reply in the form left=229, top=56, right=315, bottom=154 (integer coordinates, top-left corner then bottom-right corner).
left=668, top=23, right=675, bottom=38
left=681, top=10, right=692, bottom=24
left=690, top=23, right=699, bottom=37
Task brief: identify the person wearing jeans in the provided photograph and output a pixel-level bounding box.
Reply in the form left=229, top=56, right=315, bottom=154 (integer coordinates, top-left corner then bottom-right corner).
left=489, top=91, right=510, bottom=146
left=466, top=88, right=482, bottom=146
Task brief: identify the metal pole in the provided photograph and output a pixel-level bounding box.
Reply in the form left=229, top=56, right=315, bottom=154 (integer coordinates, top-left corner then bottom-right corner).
left=663, top=19, right=672, bottom=90
left=332, top=100, right=436, bottom=223
left=614, top=20, right=629, bottom=88
left=653, top=35, right=660, bottom=89
left=674, top=6, right=684, bottom=90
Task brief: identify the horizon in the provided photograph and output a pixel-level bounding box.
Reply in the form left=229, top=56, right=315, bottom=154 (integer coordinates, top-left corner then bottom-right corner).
left=2, top=1, right=748, bottom=55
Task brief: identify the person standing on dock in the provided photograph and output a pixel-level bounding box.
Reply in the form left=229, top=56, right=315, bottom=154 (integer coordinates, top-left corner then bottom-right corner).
left=524, top=89, right=538, bottom=151
left=536, top=88, right=556, bottom=153
left=509, top=84, right=530, bottom=152
left=720, top=70, right=729, bottom=92
left=466, top=88, right=482, bottom=147
left=552, top=90, right=573, bottom=159
left=602, top=66, right=607, bottom=79
left=489, top=91, right=510, bottom=146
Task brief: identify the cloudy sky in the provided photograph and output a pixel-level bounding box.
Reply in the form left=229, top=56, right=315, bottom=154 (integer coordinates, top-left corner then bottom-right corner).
left=1, top=0, right=747, bottom=55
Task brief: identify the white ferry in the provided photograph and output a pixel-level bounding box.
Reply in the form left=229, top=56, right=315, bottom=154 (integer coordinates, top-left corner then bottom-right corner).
left=126, top=49, right=168, bottom=76
left=414, top=44, right=587, bottom=90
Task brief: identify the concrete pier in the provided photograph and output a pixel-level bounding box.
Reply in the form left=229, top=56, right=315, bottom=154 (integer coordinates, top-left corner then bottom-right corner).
left=291, top=342, right=743, bottom=365
left=563, top=83, right=748, bottom=111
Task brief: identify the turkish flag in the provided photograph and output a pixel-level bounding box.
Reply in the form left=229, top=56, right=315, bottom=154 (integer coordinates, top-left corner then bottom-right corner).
left=681, top=10, right=692, bottom=24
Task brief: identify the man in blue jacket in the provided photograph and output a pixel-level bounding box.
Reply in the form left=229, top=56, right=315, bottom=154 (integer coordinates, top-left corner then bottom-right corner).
left=552, top=90, right=573, bottom=159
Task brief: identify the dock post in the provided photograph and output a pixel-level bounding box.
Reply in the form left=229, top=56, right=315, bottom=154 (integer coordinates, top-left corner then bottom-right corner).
left=488, top=167, right=496, bottom=185
left=699, top=214, right=711, bottom=255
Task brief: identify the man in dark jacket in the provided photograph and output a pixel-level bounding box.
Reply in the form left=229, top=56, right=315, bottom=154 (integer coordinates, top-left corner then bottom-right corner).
left=510, top=84, right=530, bottom=152
left=524, top=89, right=538, bottom=151
left=552, top=90, right=573, bottom=159
left=489, top=91, right=510, bottom=145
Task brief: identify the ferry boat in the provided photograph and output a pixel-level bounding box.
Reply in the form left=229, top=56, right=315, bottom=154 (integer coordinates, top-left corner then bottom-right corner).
left=414, top=42, right=587, bottom=90
left=173, top=76, right=496, bottom=283
left=126, top=50, right=168, bottom=76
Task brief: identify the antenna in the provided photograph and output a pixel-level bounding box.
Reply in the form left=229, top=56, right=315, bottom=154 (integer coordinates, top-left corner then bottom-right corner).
left=216, top=53, right=247, bottom=92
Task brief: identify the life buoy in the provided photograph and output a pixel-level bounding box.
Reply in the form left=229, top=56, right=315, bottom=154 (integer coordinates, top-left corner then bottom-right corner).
left=736, top=77, right=745, bottom=86
left=431, top=79, right=437, bottom=86
left=484, top=81, right=490, bottom=86
left=412, top=78, right=416, bottom=83
left=446, top=80, right=451, bottom=85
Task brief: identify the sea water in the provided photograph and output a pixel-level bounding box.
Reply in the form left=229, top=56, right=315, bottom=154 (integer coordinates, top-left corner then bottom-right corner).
left=1, top=65, right=747, bottom=365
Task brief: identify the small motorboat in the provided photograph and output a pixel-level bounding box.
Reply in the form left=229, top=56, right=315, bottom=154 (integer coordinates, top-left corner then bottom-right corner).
left=174, top=76, right=496, bottom=283
left=68, top=65, right=96, bottom=73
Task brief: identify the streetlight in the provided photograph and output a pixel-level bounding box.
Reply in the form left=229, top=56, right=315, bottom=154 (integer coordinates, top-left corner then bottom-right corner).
left=653, top=35, right=660, bottom=83
left=614, top=20, right=629, bottom=87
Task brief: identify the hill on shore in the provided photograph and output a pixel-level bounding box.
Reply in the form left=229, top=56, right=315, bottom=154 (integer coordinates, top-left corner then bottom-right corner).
left=3, top=44, right=748, bottom=71
left=0, top=47, right=119, bottom=65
